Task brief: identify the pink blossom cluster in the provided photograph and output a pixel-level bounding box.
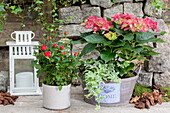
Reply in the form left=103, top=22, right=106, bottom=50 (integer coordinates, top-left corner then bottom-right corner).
left=111, top=13, right=158, bottom=32
left=82, top=15, right=113, bottom=32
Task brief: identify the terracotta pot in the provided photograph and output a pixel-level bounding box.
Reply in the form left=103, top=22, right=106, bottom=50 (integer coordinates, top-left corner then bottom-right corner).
left=80, top=66, right=141, bottom=107
left=42, top=84, right=71, bottom=110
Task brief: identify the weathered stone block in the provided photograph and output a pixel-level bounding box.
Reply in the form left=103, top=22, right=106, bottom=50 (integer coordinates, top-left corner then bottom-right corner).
left=144, top=0, right=162, bottom=18
left=82, top=7, right=101, bottom=20
left=90, top=0, right=112, bottom=8
left=59, top=24, right=92, bottom=38
left=59, top=6, right=83, bottom=24
left=154, top=72, right=170, bottom=87
left=148, top=17, right=166, bottom=35
left=135, top=0, right=144, bottom=1
left=163, top=10, right=170, bottom=23
left=0, top=71, right=8, bottom=91
left=103, top=4, right=123, bottom=18
left=145, top=48, right=170, bottom=72
left=161, top=0, right=170, bottom=9
left=72, top=43, right=99, bottom=59
left=0, top=49, right=9, bottom=70
left=156, top=24, right=170, bottom=48
left=81, top=4, right=92, bottom=10
left=136, top=69, right=153, bottom=86
left=113, top=0, right=133, bottom=2
left=124, top=3, right=144, bottom=17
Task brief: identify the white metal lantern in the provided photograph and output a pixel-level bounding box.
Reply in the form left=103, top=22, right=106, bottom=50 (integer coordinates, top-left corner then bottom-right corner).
left=6, top=31, right=42, bottom=95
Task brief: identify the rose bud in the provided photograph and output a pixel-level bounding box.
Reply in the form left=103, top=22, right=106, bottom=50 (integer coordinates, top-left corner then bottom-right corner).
left=53, top=43, right=57, bottom=47
left=41, top=45, right=47, bottom=51
left=60, top=45, right=64, bottom=50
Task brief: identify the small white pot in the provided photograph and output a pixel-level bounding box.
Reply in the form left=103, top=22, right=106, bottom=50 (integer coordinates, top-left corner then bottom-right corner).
left=42, top=84, right=71, bottom=110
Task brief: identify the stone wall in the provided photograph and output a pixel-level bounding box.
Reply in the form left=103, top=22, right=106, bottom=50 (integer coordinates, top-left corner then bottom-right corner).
left=58, top=0, right=170, bottom=87
left=0, top=0, right=170, bottom=87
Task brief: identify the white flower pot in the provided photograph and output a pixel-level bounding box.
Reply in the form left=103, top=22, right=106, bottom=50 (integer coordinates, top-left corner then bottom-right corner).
left=42, top=84, right=71, bottom=110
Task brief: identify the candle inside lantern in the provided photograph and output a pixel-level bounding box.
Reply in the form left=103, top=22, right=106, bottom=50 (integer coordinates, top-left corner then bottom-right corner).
left=16, top=72, right=33, bottom=87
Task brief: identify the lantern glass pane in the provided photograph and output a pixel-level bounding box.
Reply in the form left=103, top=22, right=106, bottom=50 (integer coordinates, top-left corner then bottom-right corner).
left=14, top=59, right=35, bottom=88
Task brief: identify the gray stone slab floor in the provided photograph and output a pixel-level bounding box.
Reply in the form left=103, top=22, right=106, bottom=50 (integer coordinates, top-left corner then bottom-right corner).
left=0, top=86, right=170, bottom=113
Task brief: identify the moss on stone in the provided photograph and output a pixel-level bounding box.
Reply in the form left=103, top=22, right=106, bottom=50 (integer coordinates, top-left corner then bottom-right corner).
left=133, top=85, right=170, bottom=102
left=161, top=87, right=170, bottom=102
left=133, top=85, right=152, bottom=97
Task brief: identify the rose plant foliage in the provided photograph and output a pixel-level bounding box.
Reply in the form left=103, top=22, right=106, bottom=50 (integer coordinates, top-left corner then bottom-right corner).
left=73, top=13, right=165, bottom=109
left=33, top=36, right=80, bottom=90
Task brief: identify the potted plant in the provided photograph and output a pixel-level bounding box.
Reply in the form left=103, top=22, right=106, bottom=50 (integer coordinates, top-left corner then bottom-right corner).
left=73, top=13, right=165, bottom=109
left=33, top=33, right=81, bottom=110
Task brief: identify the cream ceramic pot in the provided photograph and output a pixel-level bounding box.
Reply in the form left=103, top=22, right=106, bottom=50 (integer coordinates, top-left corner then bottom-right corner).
left=43, top=84, right=71, bottom=110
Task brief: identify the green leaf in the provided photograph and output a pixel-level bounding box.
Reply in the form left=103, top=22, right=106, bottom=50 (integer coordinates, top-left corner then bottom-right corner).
left=111, top=41, right=125, bottom=47
left=83, top=34, right=107, bottom=43
left=148, top=38, right=165, bottom=43
left=122, top=43, right=132, bottom=51
left=37, top=69, right=43, bottom=78
left=100, top=49, right=116, bottom=63
left=40, top=79, right=44, bottom=82
left=104, top=41, right=112, bottom=46
left=58, top=85, right=62, bottom=91
left=71, top=39, right=86, bottom=44
left=136, top=31, right=155, bottom=43
left=80, top=31, right=93, bottom=38
left=35, top=64, right=41, bottom=69
left=141, top=51, right=160, bottom=56
left=0, top=4, right=5, bottom=12
left=73, top=0, right=79, bottom=4
left=133, top=46, right=143, bottom=54
left=81, top=43, right=97, bottom=56
left=123, top=33, right=134, bottom=40
left=124, top=63, right=135, bottom=72
left=10, top=6, right=16, bottom=10
left=36, top=1, right=44, bottom=4
left=142, top=45, right=154, bottom=51
left=114, top=28, right=124, bottom=35
left=148, top=51, right=160, bottom=56
left=161, top=31, right=167, bottom=36
left=106, top=17, right=111, bottom=21
left=136, top=56, right=149, bottom=61
left=96, top=105, right=100, bottom=110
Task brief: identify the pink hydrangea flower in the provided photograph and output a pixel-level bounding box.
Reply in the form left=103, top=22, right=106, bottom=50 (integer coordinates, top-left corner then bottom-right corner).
left=82, top=15, right=113, bottom=32
left=111, top=13, right=158, bottom=32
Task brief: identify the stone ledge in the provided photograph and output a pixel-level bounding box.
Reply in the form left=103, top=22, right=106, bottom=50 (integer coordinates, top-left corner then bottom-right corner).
left=82, top=7, right=101, bottom=20
left=59, top=24, right=92, bottom=38
left=59, top=6, right=83, bottom=24
left=124, top=3, right=144, bottom=17
left=145, top=48, right=170, bottom=73
left=90, top=0, right=112, bottom=8
left=154, top=72, right=170, bottom=87
left=136, top=69, right=153, bottom=86
left=103, top=4, right=123, bottom=18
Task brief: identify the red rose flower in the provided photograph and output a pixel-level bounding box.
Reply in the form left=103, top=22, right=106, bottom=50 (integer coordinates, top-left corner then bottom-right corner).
left=53, top=43, right=57, bottom=47
left=74, top=52, right=78, bottom=56
left=45, top=51, right=51, bottom=57
left=60, top=45, right=64, bottom=50
left=49, top=36, right=51, bottom=40
left=64, top=31, right=67, bottom=35
left=62, top=51, right=66, bottom=55
left=41, top=45, right=47, bottom=51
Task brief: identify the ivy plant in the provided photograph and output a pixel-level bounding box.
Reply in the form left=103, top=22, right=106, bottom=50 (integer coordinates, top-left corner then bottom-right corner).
left=83, top=59, right=129, bottom=110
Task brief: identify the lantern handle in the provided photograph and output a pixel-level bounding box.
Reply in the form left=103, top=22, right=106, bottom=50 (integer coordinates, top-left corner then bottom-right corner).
left=31, top=31, right=35, bottom=39
left=11, top=32, right=16, bottom=40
